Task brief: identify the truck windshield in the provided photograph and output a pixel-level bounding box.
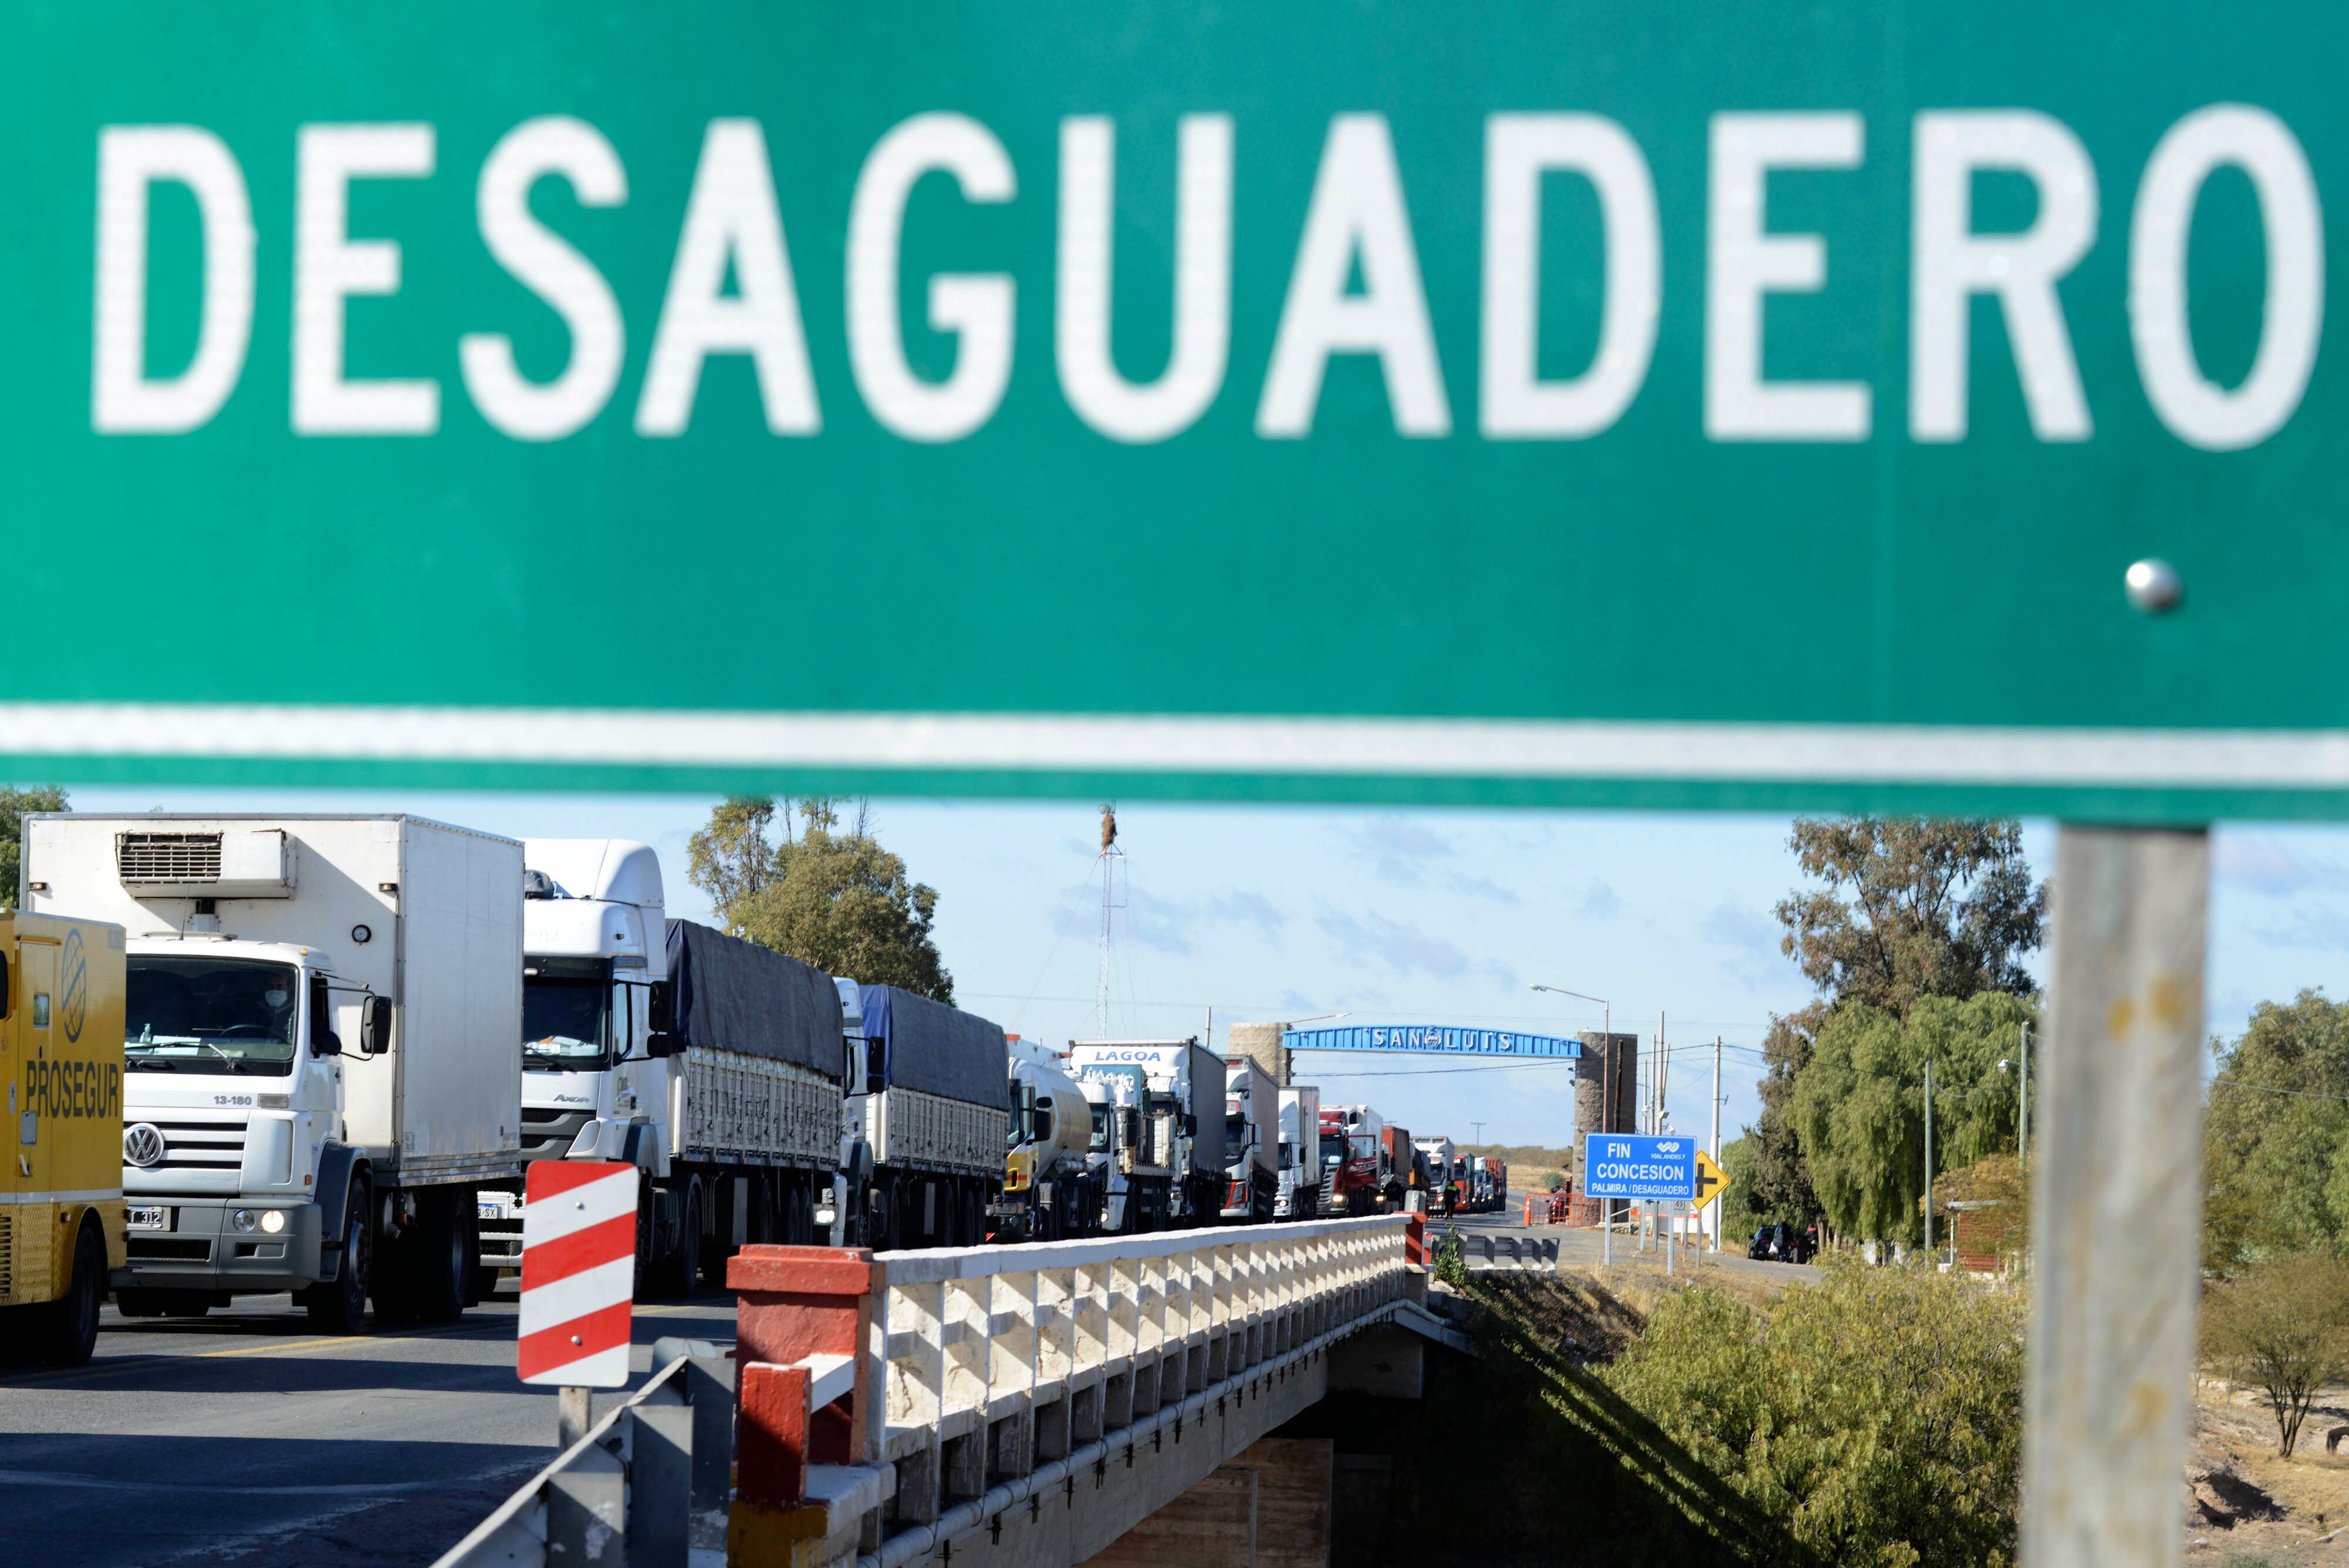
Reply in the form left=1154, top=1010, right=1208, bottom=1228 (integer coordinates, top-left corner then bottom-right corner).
left=126, top=956, right=299, bottom=1075
left=524, top=976, right=608, bottom=1071
left=1320, top=1132, right=1347, bottom=1166
left=1225, top=1112, right=1246, bottom=1151
left=1089, top=1104, right=1110, bottom=1152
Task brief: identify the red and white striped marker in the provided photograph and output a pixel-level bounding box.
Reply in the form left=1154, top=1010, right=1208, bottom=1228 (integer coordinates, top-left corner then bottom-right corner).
left=517, top=1160, right=637, bottom=1388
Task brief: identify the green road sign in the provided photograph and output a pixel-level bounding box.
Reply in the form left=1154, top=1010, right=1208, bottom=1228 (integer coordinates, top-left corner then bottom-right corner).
left=4, top=3, right=2348, bottom=815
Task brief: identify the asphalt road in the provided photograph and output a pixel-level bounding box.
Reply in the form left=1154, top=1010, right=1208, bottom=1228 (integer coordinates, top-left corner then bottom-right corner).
left=1439, top=1204, right=1822, bottom=1284
left=0, top=1290, right=738, bottom=1568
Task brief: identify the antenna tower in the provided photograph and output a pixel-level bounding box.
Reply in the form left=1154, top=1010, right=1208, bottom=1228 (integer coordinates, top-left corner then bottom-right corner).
left=1096, top=804, right=1125, bottom=1037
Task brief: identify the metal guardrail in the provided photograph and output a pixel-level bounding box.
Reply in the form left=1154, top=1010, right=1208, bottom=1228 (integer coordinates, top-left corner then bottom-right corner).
left=1451, top=1231, right=1560, bottom=1270
left=432, top=1338, right=737, bottom=1568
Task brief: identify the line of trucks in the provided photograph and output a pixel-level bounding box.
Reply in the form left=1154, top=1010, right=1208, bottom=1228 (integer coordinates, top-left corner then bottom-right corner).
left=0, top=813, right=1470, bottom=1367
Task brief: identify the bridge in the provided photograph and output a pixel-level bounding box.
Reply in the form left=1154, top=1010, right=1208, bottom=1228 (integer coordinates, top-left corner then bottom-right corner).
left=437, top=1213, right=1476, bottom=1568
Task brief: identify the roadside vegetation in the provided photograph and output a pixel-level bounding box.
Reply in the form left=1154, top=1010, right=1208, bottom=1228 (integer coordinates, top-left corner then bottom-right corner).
left=1406, top=1261, right=2021, bottom=1566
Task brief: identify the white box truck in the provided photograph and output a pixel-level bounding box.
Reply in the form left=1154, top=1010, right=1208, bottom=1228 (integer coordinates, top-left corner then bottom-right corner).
left=1274, top=1085, right=1322, bottom=1220
left=1221, top=1057, right=1278, bottom=1223
left=22, top=814, right=523, bottom=1331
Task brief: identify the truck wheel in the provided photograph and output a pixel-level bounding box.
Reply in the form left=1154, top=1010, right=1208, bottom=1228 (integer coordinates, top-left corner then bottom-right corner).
left=34, top=1221, right=106, bottom=1367
left=661, top=1184, right=702, bottom=1298
left=410, top=1189, right=468, bottom=1324
left=307, top=1186, right=372, bottom=1334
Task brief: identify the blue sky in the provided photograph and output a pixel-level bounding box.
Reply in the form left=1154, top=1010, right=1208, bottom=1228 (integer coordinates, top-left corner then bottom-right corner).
left=54, top=785, right=2349, bottom=1150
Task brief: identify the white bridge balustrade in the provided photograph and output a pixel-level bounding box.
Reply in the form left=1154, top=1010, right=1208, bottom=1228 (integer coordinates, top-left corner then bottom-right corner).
left=727, top=1212, right=1437, bottom=1568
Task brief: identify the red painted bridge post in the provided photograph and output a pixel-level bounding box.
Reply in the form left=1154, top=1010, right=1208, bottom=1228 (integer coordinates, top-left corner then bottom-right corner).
left=726, top=1245, right=874, bottom=1563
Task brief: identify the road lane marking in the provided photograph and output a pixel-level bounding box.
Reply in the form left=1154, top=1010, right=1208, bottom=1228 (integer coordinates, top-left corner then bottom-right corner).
left=0, top=1466, right=469, bottom=1497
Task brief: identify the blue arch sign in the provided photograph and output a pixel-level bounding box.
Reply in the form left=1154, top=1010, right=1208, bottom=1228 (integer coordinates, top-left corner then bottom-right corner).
left=1281, top=1024, right=1581, bottom=1058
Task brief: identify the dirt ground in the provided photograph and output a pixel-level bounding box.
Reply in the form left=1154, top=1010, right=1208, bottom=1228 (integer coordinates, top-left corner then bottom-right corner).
left=2186, top=1378, right=2349, bottom=1562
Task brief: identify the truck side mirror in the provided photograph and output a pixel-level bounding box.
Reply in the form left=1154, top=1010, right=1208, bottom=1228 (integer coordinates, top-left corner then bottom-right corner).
left=0, top=953, right=11, bottom=1018
left=647, top=981, right=672, bottom=1034
left=1182, top=1115, right=1197, bottom=1136
left=361, top=995, right=392, bottom=1056
left=644, top=1029, right=682, bottom=1059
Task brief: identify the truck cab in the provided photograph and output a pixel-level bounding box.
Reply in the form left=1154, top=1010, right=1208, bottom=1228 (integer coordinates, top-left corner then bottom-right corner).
left=116, top=936, right=351, bottom=1309
left=992, top=1041, right=1095, bottom=1242
left=478, top=840, right=665, bottom=1283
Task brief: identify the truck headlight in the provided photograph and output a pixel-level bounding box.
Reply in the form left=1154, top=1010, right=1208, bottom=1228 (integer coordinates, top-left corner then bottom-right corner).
left=261, top=1210, right=286, bottom=1234
left=231, top=1209, right=257, bottom=1232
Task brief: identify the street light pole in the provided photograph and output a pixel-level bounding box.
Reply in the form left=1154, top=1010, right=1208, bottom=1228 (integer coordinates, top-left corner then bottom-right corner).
left=1532, top=982, right=1613, bottom=1242
left=1924, top=1055, right=1935, bottom=1259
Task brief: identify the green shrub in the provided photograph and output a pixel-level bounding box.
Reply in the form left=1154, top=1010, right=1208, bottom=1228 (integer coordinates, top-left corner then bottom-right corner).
left=1604, top=1261, right=2022, bottom=1567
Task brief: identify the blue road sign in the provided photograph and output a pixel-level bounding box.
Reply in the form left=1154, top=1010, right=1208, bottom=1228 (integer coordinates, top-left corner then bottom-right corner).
left=1581, top=1135, right=1697, bottom=1202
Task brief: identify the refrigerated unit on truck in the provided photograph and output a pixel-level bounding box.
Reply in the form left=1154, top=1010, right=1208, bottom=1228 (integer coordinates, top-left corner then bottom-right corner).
left=1065, top=1039, right=1225, bottom=1227
left=25, top=815, right=524, bottom=1332
left=990, top=1040, right=1098, bottom=1242
left=1221, top=1057, right=1278, bottom=1223
left=839, top=982, right=1011, bottom=1250
left=1274, top=1086, right=1322, bottom=1219
left=0, top=913, right=129, bottom=1365
left=1320, top=1104, right=1384, bottom=1216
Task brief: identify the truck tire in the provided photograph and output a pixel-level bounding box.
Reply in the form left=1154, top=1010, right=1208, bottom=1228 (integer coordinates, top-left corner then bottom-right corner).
left=33, top=1220, right=105, bottom=1367
left=411, top=1188, right=469, bottom=1324
left=659, top=1183, right=702, bottom=1298
left=306, top=1185, right=373, bottom=1334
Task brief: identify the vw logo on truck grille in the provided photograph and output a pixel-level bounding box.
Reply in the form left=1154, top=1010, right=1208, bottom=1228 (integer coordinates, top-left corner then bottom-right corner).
left=123, top=1123, right=166, bottom=1168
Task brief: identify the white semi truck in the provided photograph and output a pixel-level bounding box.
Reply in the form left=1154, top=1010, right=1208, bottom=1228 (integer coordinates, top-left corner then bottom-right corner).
left=1273, top=1085, right=1323, bottom=1220
left=1065, top=1039, right=1225, bottom=1227
left=1221, top=1057, right=1278, bottom=1223
left=23, top=814, right=524, bottom=1332
left=477, top=842, right=844, bottom=1296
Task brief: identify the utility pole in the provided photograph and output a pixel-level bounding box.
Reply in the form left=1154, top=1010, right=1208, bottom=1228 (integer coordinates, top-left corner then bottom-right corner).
left=1470, top=1121, right=1485, bottom=1147
left=1924, top=1056, right=1935, bottom=1259
left=2019, top=1018, right=2031, bottom=1171
left=1710, top=1035, right=1722, bottom=1253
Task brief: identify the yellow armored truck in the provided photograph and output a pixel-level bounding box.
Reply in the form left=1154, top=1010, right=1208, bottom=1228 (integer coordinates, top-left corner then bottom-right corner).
left=0, top=913, right=127, bottom=1365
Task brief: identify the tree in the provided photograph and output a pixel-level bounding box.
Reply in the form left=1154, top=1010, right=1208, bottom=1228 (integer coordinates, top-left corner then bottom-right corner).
left=0, top=786, right=65, bottom=907
left=1543, top=1170, right=1567, bottom=1192
left=2203, top=991, right=2349, bottom=1272
left=1752, top=819, right=2045, bottom=1234
left=1791, top=992, right=2031, bottom=1245
left=1748, top=1005, right=1824, bottom=1226
left=1606, top=1261, right=2024, bottom=1566
left=1775, top=818, right=2045, bottom=1017
left=2203, top=1251, right=2349, bottom=1457
left=687, top=797, right=955, bottom=1002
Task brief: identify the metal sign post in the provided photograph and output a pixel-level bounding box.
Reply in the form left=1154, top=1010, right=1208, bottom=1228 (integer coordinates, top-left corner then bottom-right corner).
left=2023, top=828, right=2207, bottom=1567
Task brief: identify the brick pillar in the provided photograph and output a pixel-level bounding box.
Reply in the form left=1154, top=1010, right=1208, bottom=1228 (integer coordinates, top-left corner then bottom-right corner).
left=1229, top=1021, right=1287, bottom=1085
left=726, top=1244, right=873, bottom=1562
